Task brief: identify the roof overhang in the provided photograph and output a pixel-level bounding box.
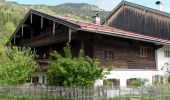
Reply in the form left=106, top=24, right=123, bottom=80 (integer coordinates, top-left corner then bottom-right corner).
left=79, top=28, right=170, bottom=46
left=8, top=9, right=170, bottom=46
left=9, top=9, right=81, bottom=42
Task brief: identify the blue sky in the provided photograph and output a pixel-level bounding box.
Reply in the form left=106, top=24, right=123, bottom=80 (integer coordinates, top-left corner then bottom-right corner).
left=6, top=0, right=170, bottom=12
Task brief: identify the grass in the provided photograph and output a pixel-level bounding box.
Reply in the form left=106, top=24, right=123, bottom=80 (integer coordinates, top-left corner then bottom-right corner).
left=107, top=96, right=170, bottom=100
left=1, top=96, right=170, bottom=100
left=0, top=96, right=72, bottom=100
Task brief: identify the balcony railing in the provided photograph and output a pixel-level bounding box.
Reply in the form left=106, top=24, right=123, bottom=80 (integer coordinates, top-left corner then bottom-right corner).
left=20, top=31, right=68, bottom=47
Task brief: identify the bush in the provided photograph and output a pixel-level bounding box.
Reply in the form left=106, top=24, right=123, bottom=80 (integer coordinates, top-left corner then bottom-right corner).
left=48, top=43, right=108, bottom=86
left=131, top=78, right=148, bottom=87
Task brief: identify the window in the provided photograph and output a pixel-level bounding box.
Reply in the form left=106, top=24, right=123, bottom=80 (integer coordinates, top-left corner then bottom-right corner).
left=103, top=79, right=120, bottom=87
left=152, top=75, right=164, bottom=84
left=26, top=77, right=31, bottom=83
left=164, top=50, right=170, bottom=58
left=104, top=50, right=113, bottom=60
left=32, top=76, right=39, bottom=84
left=140, top=47, right=147, bottom=57
left=126, top=78, right=137, bottom=87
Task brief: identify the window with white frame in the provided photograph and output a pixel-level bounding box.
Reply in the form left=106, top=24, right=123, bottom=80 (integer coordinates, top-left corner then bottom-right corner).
left=164, top=50, right=170, bottom=58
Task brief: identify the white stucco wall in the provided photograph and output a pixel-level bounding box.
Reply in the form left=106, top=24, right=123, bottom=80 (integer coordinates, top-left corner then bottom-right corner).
left=156, top=46, right=170, bottom=71
left=95, top=70, right=163, bottom=86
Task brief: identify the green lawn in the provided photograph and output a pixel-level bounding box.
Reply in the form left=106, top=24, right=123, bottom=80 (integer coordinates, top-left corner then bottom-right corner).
left=0, top=96, right=72, bottom=100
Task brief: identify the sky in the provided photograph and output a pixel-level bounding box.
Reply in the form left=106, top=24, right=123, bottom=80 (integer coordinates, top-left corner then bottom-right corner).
left=6, top=0, right=170, bottom=12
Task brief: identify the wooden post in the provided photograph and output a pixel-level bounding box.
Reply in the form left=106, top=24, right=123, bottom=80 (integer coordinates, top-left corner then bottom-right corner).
left=31, top=29, right=33, bottom=40
left=69, top=28, right=72, bottom=42
left=53, top=21, right=55, bottom=35
left=30, top=13, right=33, bottom=24
left=21, top=25, right=24, bottom=37
left=31, top=77, right=33, bottom=83
left=41, top=17, right=43, bottom=29
left=81, top=40, right=84, bottom=50
left=14, top=35, right=16, bottom=45
left=33, top=48, right=35, bottom=52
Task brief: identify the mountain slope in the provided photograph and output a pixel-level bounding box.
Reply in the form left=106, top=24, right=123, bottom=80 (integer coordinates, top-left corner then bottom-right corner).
left=50, top=3, right=108, bottom=21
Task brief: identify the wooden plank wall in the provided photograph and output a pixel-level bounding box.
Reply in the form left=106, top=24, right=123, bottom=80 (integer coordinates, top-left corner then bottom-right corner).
left=106, top=5, right=170, bottom=40
left=93, top=35, right=156, bottom=69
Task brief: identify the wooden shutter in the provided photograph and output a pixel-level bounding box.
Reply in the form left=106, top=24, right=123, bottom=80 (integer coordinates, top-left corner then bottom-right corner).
left=127, top=79, right=130, bottom=87
left=152, top=75, right=155, bottom=84
left=116, top=79, right=120, bottom=88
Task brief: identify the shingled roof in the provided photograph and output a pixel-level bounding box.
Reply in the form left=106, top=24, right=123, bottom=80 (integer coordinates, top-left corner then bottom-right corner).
left=10, top=9, right=170, bottom=45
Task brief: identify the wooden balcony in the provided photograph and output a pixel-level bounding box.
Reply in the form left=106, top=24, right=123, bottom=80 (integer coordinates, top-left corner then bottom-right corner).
left=20, top=31, right=70, bottom=47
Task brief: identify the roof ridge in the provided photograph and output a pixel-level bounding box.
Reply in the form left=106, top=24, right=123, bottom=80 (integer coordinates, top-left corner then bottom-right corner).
left=123, top=1, right=170, bottom=15
left=31, top=9, right=91, bottom=24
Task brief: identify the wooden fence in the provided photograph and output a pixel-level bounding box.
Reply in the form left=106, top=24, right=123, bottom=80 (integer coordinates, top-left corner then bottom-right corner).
left=0, top=85, right=170, bottom=100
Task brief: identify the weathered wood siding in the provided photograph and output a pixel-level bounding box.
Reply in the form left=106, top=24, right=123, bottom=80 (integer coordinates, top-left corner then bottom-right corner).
left=93, top=34, right=156, bottom=69
left=105, top=5, right=170, bottom=40
left=14, top=12, right=158, bottom=70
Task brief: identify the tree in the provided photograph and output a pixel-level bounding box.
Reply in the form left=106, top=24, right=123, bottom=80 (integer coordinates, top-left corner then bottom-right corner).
left=0, top=46, right=37, bottom=84
left=47, top=43, right=107, bottom=86
left=131, top=78, right=148, bottom=87
left=0, top=22, right=15, bottom=45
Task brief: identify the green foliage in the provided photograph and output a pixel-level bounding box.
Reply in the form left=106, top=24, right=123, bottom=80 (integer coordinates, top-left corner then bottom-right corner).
left=48, top=43, right=106, bottom=86
left=168, top=75, right=170, bottom=84
left=153, top=80, right=161, bottom=85
left=103, top=79, right=113, bottom=86
left=131, top=78, right=148, bottom=87
left=52, top=3, right=109, bottom=21
left=0, top=22, right=15, bottom=45
left=140, top=96, right=152, bottom=100
left=0, top=46, right=37, bottom=84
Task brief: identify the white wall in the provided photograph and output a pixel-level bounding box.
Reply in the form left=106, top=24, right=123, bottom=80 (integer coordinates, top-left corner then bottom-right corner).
left=95, top=70, right=163, bottom=86
left=156, top=46, right=170, bottom=71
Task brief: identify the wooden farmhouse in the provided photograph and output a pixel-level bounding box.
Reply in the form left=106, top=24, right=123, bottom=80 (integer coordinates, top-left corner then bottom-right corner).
left=9, top=1, right=170, bottom=86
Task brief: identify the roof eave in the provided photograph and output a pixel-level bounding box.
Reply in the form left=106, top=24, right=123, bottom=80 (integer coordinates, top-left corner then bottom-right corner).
left=8, top=10, right=32, bottom=42
left=30, top=9, right=80, bottom=30
left=79, top=28, right=170, bottom=46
